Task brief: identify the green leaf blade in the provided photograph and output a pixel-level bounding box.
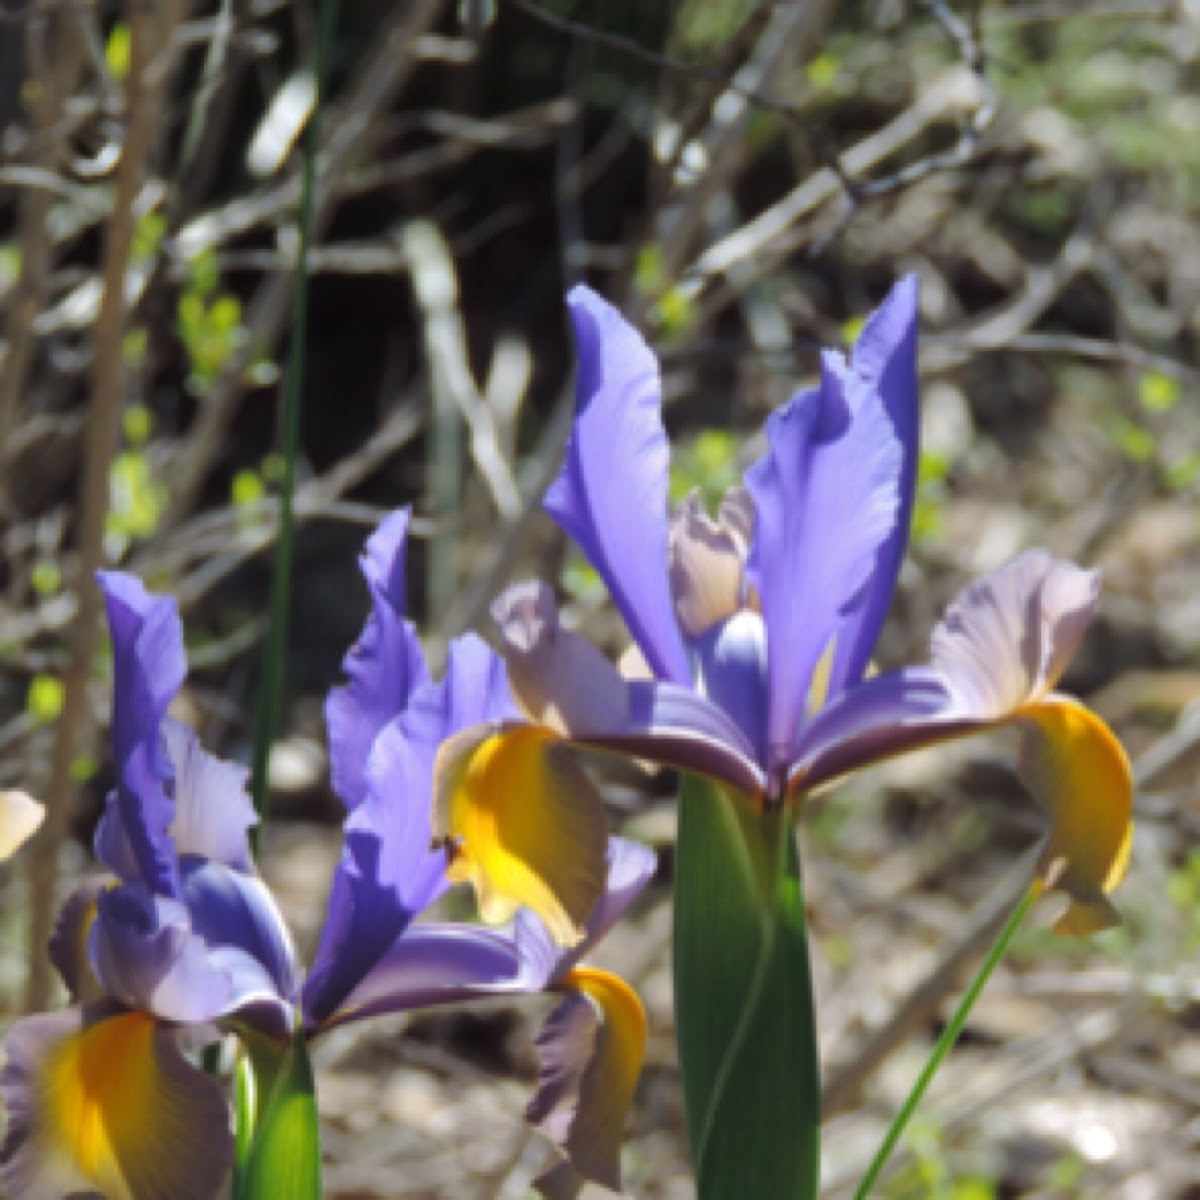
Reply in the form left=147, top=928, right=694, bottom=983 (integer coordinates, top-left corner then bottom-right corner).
left=673, top=775, right=820, bottom=1200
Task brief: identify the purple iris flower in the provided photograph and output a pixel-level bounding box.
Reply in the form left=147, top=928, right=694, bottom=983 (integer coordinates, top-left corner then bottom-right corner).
left=1, top=512, right=655, bottom=1200
left=434, top=280, right=1131, bottom=947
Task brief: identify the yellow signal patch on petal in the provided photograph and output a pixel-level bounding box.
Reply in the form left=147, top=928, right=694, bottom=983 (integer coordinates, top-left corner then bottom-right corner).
left=1020, top=695, right=1133, bottom=935
left=567, top=966, right=647, bottom=1121
left=527, top=966, right=647, bottom=1194
left=434, top=724, right=609, bottom=946
left=25, top=1011, right=232, bottom=1200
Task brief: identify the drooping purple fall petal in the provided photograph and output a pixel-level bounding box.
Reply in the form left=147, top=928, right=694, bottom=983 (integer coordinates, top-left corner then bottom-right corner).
left=791, top=551, right=1131, bottom=932
left=575, top=679, right=766, bottom=798
left=315, top=925, right=525, bottom=1032
left=512, top=841, right=653, bottom=1194
left=491, top=581, right=762, bottom=792
left=788, top=666, right=959, bottom=794
left=0, top=1008, right=232, bottom=1200
left=320, top=837, right=655, bottom=1036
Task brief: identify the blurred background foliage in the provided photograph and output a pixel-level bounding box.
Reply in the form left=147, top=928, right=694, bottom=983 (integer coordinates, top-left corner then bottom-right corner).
left=1, top=0, right=1200, bottom=1196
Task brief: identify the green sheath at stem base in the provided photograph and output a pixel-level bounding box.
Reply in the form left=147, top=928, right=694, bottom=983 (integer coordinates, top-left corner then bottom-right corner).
left=673, top=775, right=821, bottom=1200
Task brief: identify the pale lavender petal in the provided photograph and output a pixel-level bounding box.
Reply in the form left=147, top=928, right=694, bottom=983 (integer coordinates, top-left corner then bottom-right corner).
left=574, top=680, right=765, bottom=797
left=744, top=355, right=902, bottom=770
left=931, top=549, right=1100, bottom=716
left=492, top=580, right=632, bottom=735
left=95, top=572, right=186, bottom=896
left=326, top=508, right=430, bottom=814
left=791, top=552, right=1105, bottom=797
left=314, top=924, right=525, bottom=1033
left=305, top=633, right=517, bottom=1026
left=788, top=666, right=964, bottom=796
left=826, top=275, right=921, bottom=699
left=515, top=837, right=658, bottom=992
left=163, top=720, right=256, bottom=871
left=546, top=287, right=691, bottom=685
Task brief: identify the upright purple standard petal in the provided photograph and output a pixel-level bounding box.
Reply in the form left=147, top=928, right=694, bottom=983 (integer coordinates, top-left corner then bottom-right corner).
left=304, top=634, right=518, bottom=1026
left=94, top=573, right=187, bottom=896
left=826, top=275, right=921, bottom=700
left=745, top=355, right=902, bottom=773
left=546, top=287, right=691, bottom=686
left=326, top=508, right=430, bottom=814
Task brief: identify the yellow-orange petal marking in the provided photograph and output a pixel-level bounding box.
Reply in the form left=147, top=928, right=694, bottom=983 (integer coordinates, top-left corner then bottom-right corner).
left=2, top=1010, right=232, bottom=1200
left=1020, top=695, right=1133, bottom=935
left=433, top=724, right=609, bottom=946
left=566, top=966, right=647, bottom=1142
left=527, top=966, right=647, bottom=1193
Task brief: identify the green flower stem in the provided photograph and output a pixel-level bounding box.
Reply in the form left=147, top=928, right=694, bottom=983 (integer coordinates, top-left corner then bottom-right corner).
left=232, top=1048, right=257, bottom=1199
left=674, top=776, right=820, bottom=1199
left=852, top=880, right=1043, bottom=1200
left=248, top=0, right=340, bottom=842
left=237, top=1031, right=322, bottom=1200
left=230, top=1030, right=291, bottom=1197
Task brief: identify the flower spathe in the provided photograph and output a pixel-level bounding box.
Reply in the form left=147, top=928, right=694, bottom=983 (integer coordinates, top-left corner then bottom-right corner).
left=2, top=513, right=654, bottom=1200
left=435, top=278, right=1132, bottom=943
